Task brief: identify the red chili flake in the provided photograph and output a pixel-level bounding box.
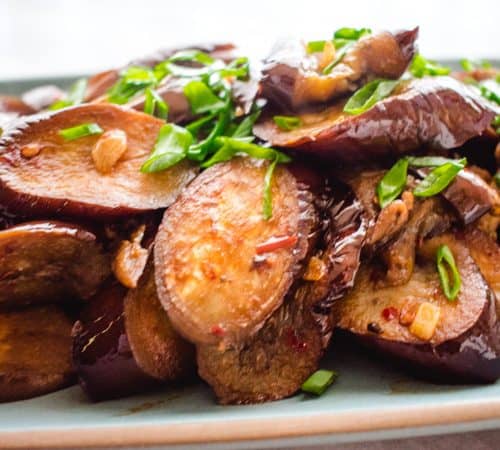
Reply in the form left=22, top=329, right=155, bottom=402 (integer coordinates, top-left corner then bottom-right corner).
left=255, top=235, right=298, bottom=254
left=210, top=325, right=225, bottom=337
left=285, top=327, right=307, bottom=352
left=382, top=307, right=399, bottom=321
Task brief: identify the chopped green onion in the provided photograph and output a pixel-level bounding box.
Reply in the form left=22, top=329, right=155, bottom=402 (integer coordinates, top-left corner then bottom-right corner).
left=168, top=49, right=215, bottom=65
left=143, top=88, right=169, bottom=120
left=301, top=369, right=338, bottom=396
left=273, top=115, right=301, bottom=131
left=494, top=171, right=500, bottom=188
left=410, top=54, right=451, bottom=78
left=59, top=123, right=103, bottom=141
left=460, top=59, right=476, bottom=72
left=219, top=57, right=250, bottom=79
left=478, top=83, right=500, bottom=106
left=232, top=110, right=261, bottom=138
left=407, top=156, right=463, bottom=167
left=183, top=80, right=226, bottom=115
left=413, top=158, right=466, bottom=197
left=376, top=158, right=409, bottom=208
left=344, top=79, right=399, bottom=115
left=140, top=124, right=192, bottom=172
left=263, top=158, right=278, bottom=220
left=108, top=66, right=157, bottom=104
left=50, top=78, right=87, bottom=110
left=322, top=43, right=352, bottom=74
left=307, top=40, right=326, bottom=53
left=436, top=244, right=461, bottom=301
left=333, top=27, right=371, bottom=40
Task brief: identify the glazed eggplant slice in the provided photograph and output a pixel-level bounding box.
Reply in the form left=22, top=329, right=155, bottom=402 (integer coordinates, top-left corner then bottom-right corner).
left=197, top=181, right=367, bottom=404
left=254, top=77, right=497, bottom=163
left=124, top=260, right=195, bottom=381
left=155, top=157, right=317, bottom=346
left=73, top=283, right=158, bottom=401
left=0, top=305, right=74, bottom=402
left=261, top=29, right=417, bottom=110
left=0, top=103, right=197, bottom=218
left=336, top=232, right=500, bottom=383
left=0, top=221, right=110, bottom=309
left=0, top=95, right=35, bottom=116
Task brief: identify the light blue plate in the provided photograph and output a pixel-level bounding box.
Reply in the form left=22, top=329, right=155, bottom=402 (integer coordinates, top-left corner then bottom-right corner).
left=1, top=75, right=499, bottom=449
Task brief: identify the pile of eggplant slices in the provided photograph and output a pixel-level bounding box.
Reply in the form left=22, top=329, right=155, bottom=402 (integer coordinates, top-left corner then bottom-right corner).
left=0, top=27, right=499, bottom=405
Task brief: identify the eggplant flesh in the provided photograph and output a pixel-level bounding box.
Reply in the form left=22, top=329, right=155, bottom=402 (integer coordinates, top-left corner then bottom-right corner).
left=261, top=29, right=417, bottom=111
left=155, top=157, right=318, bottom=346
left=254, top=77, right=498, bottom=163
left=0, top=305, right=74, bottom=402
left=336, top=232, right=500, bottom=383
left=197, top=181, right=367, bottom=404
left=0, top=221, right=110, bottom=309
left=0, top=103, right=198, bottom=218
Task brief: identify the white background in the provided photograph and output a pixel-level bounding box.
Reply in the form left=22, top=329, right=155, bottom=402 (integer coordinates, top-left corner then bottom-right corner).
left=0, top=0, right=498, bottom=80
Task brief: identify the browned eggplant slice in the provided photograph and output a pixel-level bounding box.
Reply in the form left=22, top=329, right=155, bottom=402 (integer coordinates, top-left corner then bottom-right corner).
left=0, top=95, right=35, bottom=115
left=0, top=305, right=74, bottom=402
left=0, top=221, right=110, bottom=309
left=73, top=283, right=158, bottom=401
left=260, top=29, right=417, bottom=110
left=197, top=181, right=367, bottom=404
left=335, top=232, right=500, bottom=383
left=124, top=259, right=195, bottom=381
left=155, top=157, right=317, bottom=346
left=0, top=103, right=197, bottom=218
left=254, top=77, right=498, bottom=163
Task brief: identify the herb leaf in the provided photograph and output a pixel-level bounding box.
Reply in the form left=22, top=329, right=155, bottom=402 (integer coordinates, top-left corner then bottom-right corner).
left=141, top=124, right=192, bottom=172
left=263, top=158, right=278, bottom=220
left=183, top=80, right=226, bottom=115
left=59, top=123, right=103, bottom=141
left=344, top=79, right=399, bottom=115
left=413, top=159, right=466, bottom=197
left=376, top=158, right=409, bottom=208
left=273, top=115, right=301, bottom=131
left=410, top=54, right=451, bottom=78
left=436, top=244, right=461, bottom=301
left=301, top=369, right=338, bottom=396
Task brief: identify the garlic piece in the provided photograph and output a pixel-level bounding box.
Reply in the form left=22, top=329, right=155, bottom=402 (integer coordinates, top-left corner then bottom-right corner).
left=91, top=129, right=127, bottom=174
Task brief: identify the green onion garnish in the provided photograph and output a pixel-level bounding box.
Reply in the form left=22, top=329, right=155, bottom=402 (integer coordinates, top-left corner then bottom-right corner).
left=263, top=158, right=279, bottom=220
left=413, top=158, right=466, bottom=197
left=436, top=244, right=461, bottom=301
left=183, top=80, right=226, bottom=115
left=494, top=171, right=500, bottom=188
left=50, top=78, right=88, bottom=110
left=344, top=79, right=399, bottom=115
left=59, top=123, right=103, bottom=141
left=407, top=156, right=462, bottom=168
left=409, top=54, right=451, bottom=78
left=108, top=66, right=157, bottom=104
left=232, top=110, right=261, bottom=138
left=273, top=115, right=301, bottom=131
left=376, top=158, right=409, bottom=209
left=140, top=124, right=192, bottom=172
left=301, top=370, right=338, bottom=396
left=333, top=27, right=371, bottom=40
left=306, top=40, right=327, bottom=53
left=143, top=88, right=169, bottom=120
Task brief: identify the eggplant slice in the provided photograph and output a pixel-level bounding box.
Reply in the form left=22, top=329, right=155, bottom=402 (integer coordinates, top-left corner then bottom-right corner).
left=73, top=283, right=158, bottom=401
left=0, top=305, right=74, bottom=402
left=254, top=77, right=497, bottom=163
left=0, top=221, right=110, bottom=309
left=124, top=259, right=195, bottom=381
left=0, top=103, right=198, bottom=218
left=198, top=181, right=367, bottom=404
left=261, top=29, right=417, bottom=110
left=155, top=157, right=317, bottom=346
left=335, top=232, right=500, bottom=383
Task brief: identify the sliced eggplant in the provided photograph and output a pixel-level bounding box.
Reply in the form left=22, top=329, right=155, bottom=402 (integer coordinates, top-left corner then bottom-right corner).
left=0, top=305, right=74, bottom=402
left=155, top=157, right=317, bottom=346
left=124, top=259, right=195, bottom=381
left=0, top=221, right=110, bottom=309
left=21, top=85, right=65, bottom=111
left=197, top=181, right=367, bottom=404
left=336, top=232, right=500, bottom=383
left=261, top=29, right=417, bottom=110
left=254, top=77, right=497, bottom=163
left=0, top=103, right=197, bottom=218
left=0, top=95, right=35, bottom=115
left=73, top=283, right=158, bottom=401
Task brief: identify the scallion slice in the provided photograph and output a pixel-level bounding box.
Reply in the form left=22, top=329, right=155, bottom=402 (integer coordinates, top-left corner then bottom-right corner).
left=343, top=79, right=399, bottom=115
left=59, top=123, right=103, bottom=141
left=273, top=115, right=301, bottom=131
left=413, top=158, right=466, bottom=197
left=183, top=80, right=226, bottom=115
left=436, top=244, right=461, bottom=301
left=301, top=370, right=338, bottom=396
left=144, top=88, right=169, bottom=120
left=410, top=54, right=451, bottom=78
left=376, top=158, right=409, bottom=208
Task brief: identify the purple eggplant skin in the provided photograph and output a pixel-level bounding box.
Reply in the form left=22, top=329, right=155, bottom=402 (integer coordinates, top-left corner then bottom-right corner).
left=260, top=29, right=417, bottom=111
left=254, top=77, right=498, bottom=164
left=72, top=283, right=158, bottom=401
